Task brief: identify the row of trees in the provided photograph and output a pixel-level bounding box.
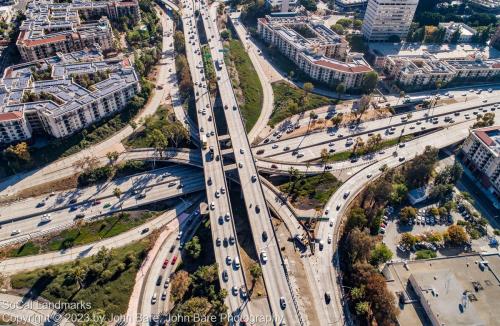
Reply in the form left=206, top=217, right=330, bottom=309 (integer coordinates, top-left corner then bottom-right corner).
left=341, top=147, right=441, bottom=324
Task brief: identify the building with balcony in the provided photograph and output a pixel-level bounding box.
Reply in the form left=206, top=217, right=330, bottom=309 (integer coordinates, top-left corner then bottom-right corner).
left=16, top=0, right=140, bottom=62
left=334, top=0, right=368, bottom=14
left=361, top=0, right=418, bottom=42
left=461, top=126, right=500, bottom=200
left=257, top=14, right=373, bottom=89
left=379, top=53, right=500, bottom=90
left=438, top=22, right=477, bottom=43
left=0, top=49, right=140, bottom=145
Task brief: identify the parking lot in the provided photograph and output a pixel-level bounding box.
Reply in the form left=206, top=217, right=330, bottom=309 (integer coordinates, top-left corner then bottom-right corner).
left=381, top=202, right=497, bottom=261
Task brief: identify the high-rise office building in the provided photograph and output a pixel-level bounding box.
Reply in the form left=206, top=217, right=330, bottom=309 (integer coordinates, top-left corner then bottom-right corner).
left=361, top=0, right=418, bottom=42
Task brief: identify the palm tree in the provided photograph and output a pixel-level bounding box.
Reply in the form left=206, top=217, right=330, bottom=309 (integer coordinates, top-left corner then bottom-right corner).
left=113, top=187, right=122, bottom=199
left=396, top=91, right=405, bottom=106
left=69, top=266, right=87, bottom=291
left=336, top=83, right=346, bottom=100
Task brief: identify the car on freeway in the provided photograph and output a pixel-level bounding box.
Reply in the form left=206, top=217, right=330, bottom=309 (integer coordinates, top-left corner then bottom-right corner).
left=226, top=256, right=232, bottom=265
left=161, top=291, right=167, bottom=301
left=41, top=214, right=51, bottom=223
left=229, top=236, right=235, bottom=245
left=93, top=200, right=101, bottom=206
left=216, top=237, right=221, bottom=246
left=156, top=275, right=162, bottom=286
left=162, top=259, right=169, bottom=268
left=325, top=292, right=331, bottom=304
left=222, top=270, right=228, bottom=282
left=36, top=201, right=46, bottom=208
left=233, top=257, right=240, bottom=269
left=280, top=297, right=287, bottom=309
left=164, top=278, right=170, bottom=288
left=225, top=212, right=231, bottom=221
left=210, top=202, right=215, bottom=210
left=262, top=231, right=268, bottom=241
left=171, top=256, right=177, bottom=265
left=69, top=198, right=77, bottom=204
left=232, top=286, right=238, bottom=296
left=260, top=251, right=268, bottom=263
left=151, top=293, right=157, bottom=304
left=11, top=230, right=21, bottom=236
left=74, top=213, right=85, bottom=220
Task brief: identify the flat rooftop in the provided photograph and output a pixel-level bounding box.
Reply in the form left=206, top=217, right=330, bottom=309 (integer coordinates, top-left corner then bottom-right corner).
left=384, top=253, right=500, bottom=326
left=370, top=42, right=500, bottom=60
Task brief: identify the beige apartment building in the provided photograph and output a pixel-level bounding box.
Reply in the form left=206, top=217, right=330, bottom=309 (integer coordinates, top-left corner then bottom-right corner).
left=16, top=0, right=140, bottom=62
left=0, top=49, right=140, bottom=145
left=257, top=14, right=373, bottom=89
left=461, top=126, right=500, bottom=200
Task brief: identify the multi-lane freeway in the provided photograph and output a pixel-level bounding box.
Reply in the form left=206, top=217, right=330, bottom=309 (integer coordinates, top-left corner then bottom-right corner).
left=179, top=0, right=254, bottom=321
left=201, top=2, right=304, bottom=324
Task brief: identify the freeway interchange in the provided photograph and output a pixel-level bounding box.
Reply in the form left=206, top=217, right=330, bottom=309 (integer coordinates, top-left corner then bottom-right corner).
left=1, top=1, right=499, bottom=326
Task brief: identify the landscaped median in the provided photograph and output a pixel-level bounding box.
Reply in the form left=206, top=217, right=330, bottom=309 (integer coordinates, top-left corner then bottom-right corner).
left=3, top=210, right=161, bottom=258
left=224, top=38, right=263, bottom=131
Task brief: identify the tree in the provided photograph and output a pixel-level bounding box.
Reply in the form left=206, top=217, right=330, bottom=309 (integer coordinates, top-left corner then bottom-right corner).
left=148, top=128, right=167, bottom=158
left=399, top=233, right=418, bottom=249
left=250, top=263, right=262, bottom=283
left=396, top=91, right=405, bottom=106
left=303, top=82, right=314, bottom=105
left=5, top=142, right=31, bottom=162
left=345, top=228, right=374, bottom=264
left=172, top=297, right=212, bottom=323
left=356, top=95, right=371, bottom=120
left=353, top=19, right=363, bottom=29
left=355, top=301, right=370, bottom=316
left=113, top=187, right=122, bottom=199
left=366, top=133, right=382, bottom=152
left=445, top=225, right=468, bottom=246
left=370, top=243, right=393, bottom=265
left=331, top=24, right=345, bottom=35
left=346, top=207, right=368, bottom=231
left=185, top=236, right=202, bottom=259
left=399, top=206, right=416, bottom=225
left=106, top=151, right=119, bottom=163
left=68, top=265, right=87, bottom=291
left=336, top=18, right=352, bottom=28
left=361, top=71, right=378, bottom=94
left=336, top=83, right=346, bottom=100
left=390, top=183, right=408, bottom=204
left=170, top=271, right=192, bottom=302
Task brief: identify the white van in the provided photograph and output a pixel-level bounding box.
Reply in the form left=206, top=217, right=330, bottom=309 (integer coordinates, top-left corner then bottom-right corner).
left=151, top=293, right=157, bottom=304
left=233, top=257, right=240, bottom=269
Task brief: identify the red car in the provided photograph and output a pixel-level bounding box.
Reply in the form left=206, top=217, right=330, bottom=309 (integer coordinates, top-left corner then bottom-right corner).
left=171, top=256, right=177, bottom=265
left=162, top=259, right=169, bottom=268
left=93, top=200, right=101, bottom=206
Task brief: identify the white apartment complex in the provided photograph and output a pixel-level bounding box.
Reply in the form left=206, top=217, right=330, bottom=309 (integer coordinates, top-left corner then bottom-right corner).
left=438, top=22, right=477, bottom=43
left=17, top=0, right=140, bottom=62
left=379, top=53, right=500, bottom=89
left=462, top=127, right=500, bottom=200
left=265, top=0, right=298, bottom=12
left=361, top=0, right=418, bottom=42
left=0, top=49, right=140, bottom=145
left=258, top=14, right=373, bottom=89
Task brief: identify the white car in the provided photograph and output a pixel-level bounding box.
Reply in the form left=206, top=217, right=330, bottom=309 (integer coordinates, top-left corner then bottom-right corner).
left=41, top=214, right=51, bottom=223
left=240, top=148, right=245, bottom=154
left=327, top=235, right=332, bottom=244
left=272, top=144, right=279, bottom=149
left=215, top=191, right=220, bottom=198
left=225, top=212, right=231, bottom=221
left=260, top=251, right=268, bottom=263
left=11, top=230, right=20, bottom=236
left=367, top=173, right=372, bottom=178
left=210, top=202, right=215, bottom=210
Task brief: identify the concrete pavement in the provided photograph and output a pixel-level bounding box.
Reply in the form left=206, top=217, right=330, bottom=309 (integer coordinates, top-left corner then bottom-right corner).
left=0, top=199, right=195, bottom=275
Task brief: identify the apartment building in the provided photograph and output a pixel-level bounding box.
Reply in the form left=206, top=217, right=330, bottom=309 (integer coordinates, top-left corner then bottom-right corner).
left=265, top=0, right=298, bottom=12
left=461, top=126, right=500, bottom=199
left=258, top=14, right=373, bottom=89
left=334, top=0, right=368, bottom=14
left=16, top=0, right=140, bottom=62
left=361, top=0, right=418, bottom=42
left=0, top=49, right=140, bottom=145
left=380, top=53, right=500, bottom=89
left=438, top=22, right=477, bottom=43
